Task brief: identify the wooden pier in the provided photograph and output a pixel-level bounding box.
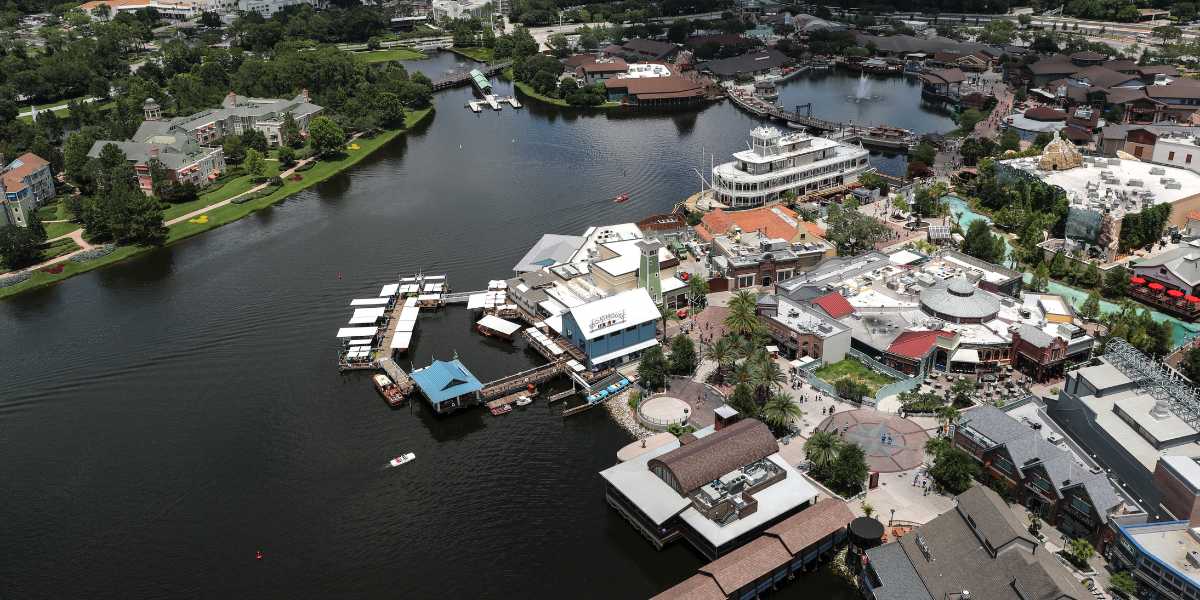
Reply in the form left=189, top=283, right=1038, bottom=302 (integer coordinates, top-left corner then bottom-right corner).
left=724, top=88, right=917, bottom=151
left=546, top=389, right=577, bottom=403
left=431, top=61, right=512, bottom=91
left=479, top=362, right=565, bottom=400
left=377, top=357, right=415, bottom=396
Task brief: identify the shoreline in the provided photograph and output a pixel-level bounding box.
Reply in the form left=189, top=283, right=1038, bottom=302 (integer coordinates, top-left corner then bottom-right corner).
left=501, top=68, right=621, bottom=110
left=0, top=108, right=434, bottom=299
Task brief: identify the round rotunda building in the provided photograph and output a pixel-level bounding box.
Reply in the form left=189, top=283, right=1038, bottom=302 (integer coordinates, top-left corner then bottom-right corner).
left=919, top=277, right=1001, bottom=324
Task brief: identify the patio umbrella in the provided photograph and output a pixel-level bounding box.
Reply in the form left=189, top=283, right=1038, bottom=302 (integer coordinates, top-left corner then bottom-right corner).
left=1130, top=276, right=1146, bottom=285
left=1168, top=289, right=1185, bottom=298
left=1149, top=282, right=1165, bottom=291
left=1188, top=295, right=1200, bottom=304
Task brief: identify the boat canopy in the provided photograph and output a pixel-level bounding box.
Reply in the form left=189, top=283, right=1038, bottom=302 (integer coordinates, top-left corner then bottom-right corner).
left=379, top=283, right=399, bottom=297
left=477, top=315, right=522, bottom=336
left=349, top=307, right=388, bottom=324
left=351, top=297, right=390, bottom=306
left=336, top=326, right=378, bottom=338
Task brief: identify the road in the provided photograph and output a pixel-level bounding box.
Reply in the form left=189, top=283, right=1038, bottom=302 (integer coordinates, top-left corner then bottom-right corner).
left=835, top=8, right=1197, bottom=42
left=18, top=96, right=99, bottom=118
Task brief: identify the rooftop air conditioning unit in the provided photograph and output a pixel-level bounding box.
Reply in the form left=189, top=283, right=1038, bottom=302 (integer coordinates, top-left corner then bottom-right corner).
left=1167, top=181, right=1182, bottom=190
left=1151, top=167, right=1166, bottom=175
left=1189, top=551, right=1200, bottom=569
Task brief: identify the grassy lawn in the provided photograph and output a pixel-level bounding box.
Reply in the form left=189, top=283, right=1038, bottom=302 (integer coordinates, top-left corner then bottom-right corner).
left=356, top=47, right=427, bottom=63
left=18, top=99, right=115, bottom=122
left=40, top=237, right=78, bottom=260
left=812, top=357, right=897, bottom=396
left=45, top=221, right=78, bottom=239
left=161, top=162, right=280, bottom=222
left=1, top=109, right=434, bottom=299
left=451, top=46, right=494, bottom=62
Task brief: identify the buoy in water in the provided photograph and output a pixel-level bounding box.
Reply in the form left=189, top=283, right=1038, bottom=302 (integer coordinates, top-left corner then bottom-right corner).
left=256, top=550, right=264, bottom=560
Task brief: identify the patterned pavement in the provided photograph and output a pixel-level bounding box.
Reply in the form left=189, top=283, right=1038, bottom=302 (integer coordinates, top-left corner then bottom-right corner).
left=816, top=408, right=929, bottom=473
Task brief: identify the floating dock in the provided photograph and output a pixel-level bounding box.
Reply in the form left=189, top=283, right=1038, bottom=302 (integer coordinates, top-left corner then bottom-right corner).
left=335, top=273, right=448, bottom=370
left=465, top=95, right=522, bottom=113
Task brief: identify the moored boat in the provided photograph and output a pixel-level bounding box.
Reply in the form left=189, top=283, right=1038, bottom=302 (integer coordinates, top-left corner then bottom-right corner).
left=515, top=395, right=533, bottom=407
left=614, top=193, right=630, bottom=203
left=490, top=403, right=513, bottom=416
left=373, top=373, right=405, bottom=407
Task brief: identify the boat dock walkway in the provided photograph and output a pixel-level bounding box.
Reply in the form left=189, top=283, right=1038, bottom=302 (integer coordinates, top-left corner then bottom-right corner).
left=465, top=94, right=522, bottom=113
left=725, top=88, right=916, bottom=151
left=479, top=361, right=565, bottom=400
left=378, top=357, right=415, bottom=394
left=335, top=273, right=447, bottom=370
left=431, top=61, right=511, bottom=91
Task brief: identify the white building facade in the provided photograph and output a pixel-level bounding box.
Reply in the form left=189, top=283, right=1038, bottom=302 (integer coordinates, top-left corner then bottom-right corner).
left=711, top=127, right=870, bottom=209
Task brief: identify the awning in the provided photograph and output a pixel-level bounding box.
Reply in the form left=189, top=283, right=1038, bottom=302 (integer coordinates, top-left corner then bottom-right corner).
left=399, top=306, right=421, bottom=321
left=590, top=338, right=659, bottom=366
left=466, top=293, right=487, bottom=310
left=477, top=315, right=522, bottom=336
left=951, top=348, right=980, bottom=363
left=336, top=326, right=378, bottom=338
left=380, top=283, right=399, bottom=297
left=347, top=338, right=374, bottom=346
left=349, top=307, right=387, bottom=324
left=390, top=331, right=413, bottom=350
left=351, top=297, right=390, bottom=306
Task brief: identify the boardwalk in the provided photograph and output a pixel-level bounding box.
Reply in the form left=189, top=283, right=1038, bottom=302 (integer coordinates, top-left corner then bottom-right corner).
left=479, top=361, right=564, bottom=400
left=431, top=61, right=512, bottom=91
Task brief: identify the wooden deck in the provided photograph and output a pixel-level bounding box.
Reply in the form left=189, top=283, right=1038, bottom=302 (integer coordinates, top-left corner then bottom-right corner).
left=478, top=362, right=565, bottom=400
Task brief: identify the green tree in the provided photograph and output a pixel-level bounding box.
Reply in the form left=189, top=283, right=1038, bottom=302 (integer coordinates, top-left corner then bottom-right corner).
left=546, top=32, right=571, bottom=58
left=1049, top=250, right=1068, bottom=279
left=1109, top=571, right=1137, bottom=598
left=1080, top=291, right=1101, bottom=321
left=281, top=112, right=304, bottom=148
left=825, top=202, right=889, bottom=255
left=222, top=135, right=246, bottom=164
left=829, top=442, right=869, bottom=496
left=668, top=334, right=697, bottom=375
left=949, top=379, right=973, bottom=407
left=958, top=108, right=985, bottom=133
left=1154, top=25, right=1183, bottom=43
left=804, top=430, right=841, bottom=478
left=1182, top=347, right=1200, bottom=383
left=0, top=225, right=46, bottom=269
left=999, top=129, right=1021, bottom=152
left=242, top=129, right=269, bottom=153
left=962, top=220, right=1006, bottom=264
left=761, top=391, right=803, bottom=434
left=750, top=351, right=785, bottom=403
left=687, top=276, right=709, bottom=308
left=928, top=446, right=980, bottom=494
left=1066, top=538, right=1095, bottom=568
left=724, top=290, right=761, bottom=336
left=244, top=148, right=265, bottom=177
left=911, top=142, right=936, bottom=166
left=727, top=382, right=758, bottom=418
left=937, top=403, right=961, bottom=434
left=1103, top=266, right=1130, bottom=299
left=1031, top=263, right=1050, bottom=292
left=709, top=336, right=735, bottom=383
left=277, top=146, right=296, bottom=168
left=637, top=345, right=669, bottom=391
left=980, top=19, right=1016, bottom=44
left=308, top=116, right=346, bottom=158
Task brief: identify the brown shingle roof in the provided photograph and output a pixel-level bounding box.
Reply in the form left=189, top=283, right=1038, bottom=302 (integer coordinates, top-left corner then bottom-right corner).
left=622, top=37, right=678, bottom=57
left=699, top=536, right=791, bottom=595
left=651, top=573, right=727, bottom=600
left=918, top=67, right=965, bottom=85
left=1070, top=65, right=1139, bottom=89
left=603, top=75, right=702, bottom=97
left=649, top=419, right=778, bottom=493
left=1, top=152, right=49, bottom=193
left=1147, top=78, right=1200, bottom=99
left=765, top=499, right=853, bottom=555
left=1024, top=106, right=1067, bottom=121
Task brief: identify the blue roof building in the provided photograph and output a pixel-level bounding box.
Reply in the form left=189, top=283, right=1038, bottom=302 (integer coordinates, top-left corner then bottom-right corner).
left=410, top=358, right=483, bottom=414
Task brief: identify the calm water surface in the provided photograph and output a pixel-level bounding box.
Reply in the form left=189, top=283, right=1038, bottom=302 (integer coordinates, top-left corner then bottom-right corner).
left=0, top=52, right=943, bottom=599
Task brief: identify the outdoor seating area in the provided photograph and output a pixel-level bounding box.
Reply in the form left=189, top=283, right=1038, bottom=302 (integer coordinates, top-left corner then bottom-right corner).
left=1127, top=275, right=1200, bottom=321
left=911, top=367, right=1031, bottom=409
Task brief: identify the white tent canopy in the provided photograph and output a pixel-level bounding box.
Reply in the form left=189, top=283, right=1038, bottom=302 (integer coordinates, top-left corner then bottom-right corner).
left=337, top=327, right=378, bottom=338
left=349, top=307, right=388, bottom=324
left=951, top=348, right=980, bottom=363
left=477, top=315, right=522, bottom=336
left=380, top=283, right=399, bottom=297
left=351, top=297, right=390, bottom=306
left=390, top=331, right=413, bottom=350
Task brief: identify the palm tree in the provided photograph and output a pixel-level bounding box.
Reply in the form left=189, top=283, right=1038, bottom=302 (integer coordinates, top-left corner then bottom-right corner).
left=804, top=430, right=841, bottom=474
left=728, top=289, right=757, bottom=315
left=708, top=336, right=735, bottom=383
left=731, top=359, right=754, bottom=387
left=723, top=302, right=759, bottom=338
left=936, top=404, right=961, bottom=435
left=658, top=305, right=679, bottom=341
left=688, top=276, right=710, bottom=308
left=762, top=391, right=804, bottom=433
left=751, top=354, right=786, bottom=404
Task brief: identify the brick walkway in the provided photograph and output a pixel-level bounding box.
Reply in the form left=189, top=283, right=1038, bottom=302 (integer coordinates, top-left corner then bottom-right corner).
left=815, top=408, right=929, bottom=473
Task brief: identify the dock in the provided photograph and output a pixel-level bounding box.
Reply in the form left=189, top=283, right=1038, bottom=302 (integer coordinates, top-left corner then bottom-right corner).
left=724, top=87, right=917, bottom=152
left=464, top=95, right=522, bottom=114
left=478, top=362, right=565, bottom=400
left=335, top=273, right=448, bottom=370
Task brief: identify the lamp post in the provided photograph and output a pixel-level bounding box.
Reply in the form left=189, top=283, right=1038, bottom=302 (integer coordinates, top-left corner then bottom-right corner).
left=890, top=508, right=895, bottom=527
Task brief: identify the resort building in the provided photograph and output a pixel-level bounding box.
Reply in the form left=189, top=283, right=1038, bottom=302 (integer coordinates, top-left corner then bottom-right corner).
left=602, top=38, right=680, bottom=63
left=1128, top=241, right=1200, bottom=321
left=511, top=233, right=586, bottom=274
left=695, top=48, right=791, bottom=81
left=236, top=0, right=318, bottom=16
left=602, top=74, right=707, bottom=107
left=560, top=287, right=661, bottom=369
left=0, top=152, right=55, bottom=228
left=954, top=404, right=1132, bottom=548
left=87, top=138, right=225, bottom=195
left=696, top=205, right=833, bottom=291
left=710, top=126, right=870, bottom=209
left=600, top=419, right=821, bottom=560
left=918, top=67, right=965, bottom=104
left=79, top=0, right=200, bottom=20
left=653, top=499, right=853, bottom=599
left=409, top=357, right=483, bottom=415
left=861, top=486, right=1094, bottom=600
left=760, top=295, right=851, bottom=363
left=1155, top=455, right=1200, bottom=523
left=573, top=56, right=629, bottom=84
left=135, top=92, right=322, bottom=148
left=777, top=250, right=1091, bottom=380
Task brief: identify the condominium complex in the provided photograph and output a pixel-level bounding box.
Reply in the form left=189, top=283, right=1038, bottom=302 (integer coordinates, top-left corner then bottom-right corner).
left=0, top=153, right=55, bottom=229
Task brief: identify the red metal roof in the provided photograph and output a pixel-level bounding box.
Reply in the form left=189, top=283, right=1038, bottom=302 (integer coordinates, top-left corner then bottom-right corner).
left=811, top=292, right=855, bottom=319
left=887, top=330, right=954, bottom=359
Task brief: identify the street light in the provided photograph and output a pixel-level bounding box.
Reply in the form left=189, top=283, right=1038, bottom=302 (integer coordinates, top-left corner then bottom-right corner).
left=890, top=508, right=896, bottom=526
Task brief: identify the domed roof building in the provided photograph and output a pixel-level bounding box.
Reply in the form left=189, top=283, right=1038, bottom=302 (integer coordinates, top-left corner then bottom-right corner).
left=919, top=277, right=1002, bottom=324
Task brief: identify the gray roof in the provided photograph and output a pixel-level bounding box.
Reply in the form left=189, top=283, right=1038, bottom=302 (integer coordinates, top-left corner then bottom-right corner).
left=865, top=541, right=933, bottom=600
left=961, top=405, right=1039, bottom=448
left=512, top=234, right=585, bottom=273
left=1100, top=123, right=1196, bottom=141
left=1016, top=324, right=1055, bottom=348
left=698, top=48, right=791, bottom=77
left=874, top=486, right=1092, bottom=600
left=1132, top=247, right=1200, bottom=286
left=918, top=277, right=1001, bottom=320
left=856, top=33, right=993, bottom=56
left=86, top=139, right=215, bottom=170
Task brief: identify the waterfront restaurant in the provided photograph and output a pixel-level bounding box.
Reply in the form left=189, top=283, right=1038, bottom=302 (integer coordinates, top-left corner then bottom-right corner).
left=409, top=357, right=483, bottom=415
left=1129, top=247, right=1200, bottom=321
left=560, top=288, right=661, bottom=369
left=918, top=67, right=965, bottom=105
left=600, top=419, right=821, bottom=560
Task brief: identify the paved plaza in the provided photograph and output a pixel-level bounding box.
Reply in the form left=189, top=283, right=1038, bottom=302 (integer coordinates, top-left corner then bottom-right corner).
left=816, top=408, right=929, bottom=473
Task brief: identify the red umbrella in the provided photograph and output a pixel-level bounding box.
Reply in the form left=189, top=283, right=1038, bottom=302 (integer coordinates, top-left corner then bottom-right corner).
left=1168, top=289, right=1185, bottom=298
left=1149, top=282, right=1165, bottom=291
left=1188, top=295, right=1200, bottom=303
left=1130, top=276, right=1146, bottom=285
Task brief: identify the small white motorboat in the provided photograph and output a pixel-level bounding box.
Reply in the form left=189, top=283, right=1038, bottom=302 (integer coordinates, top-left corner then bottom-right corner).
left=515, top=395, right=533, bottom=407
left=388, top=452, right=416, bottom=468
